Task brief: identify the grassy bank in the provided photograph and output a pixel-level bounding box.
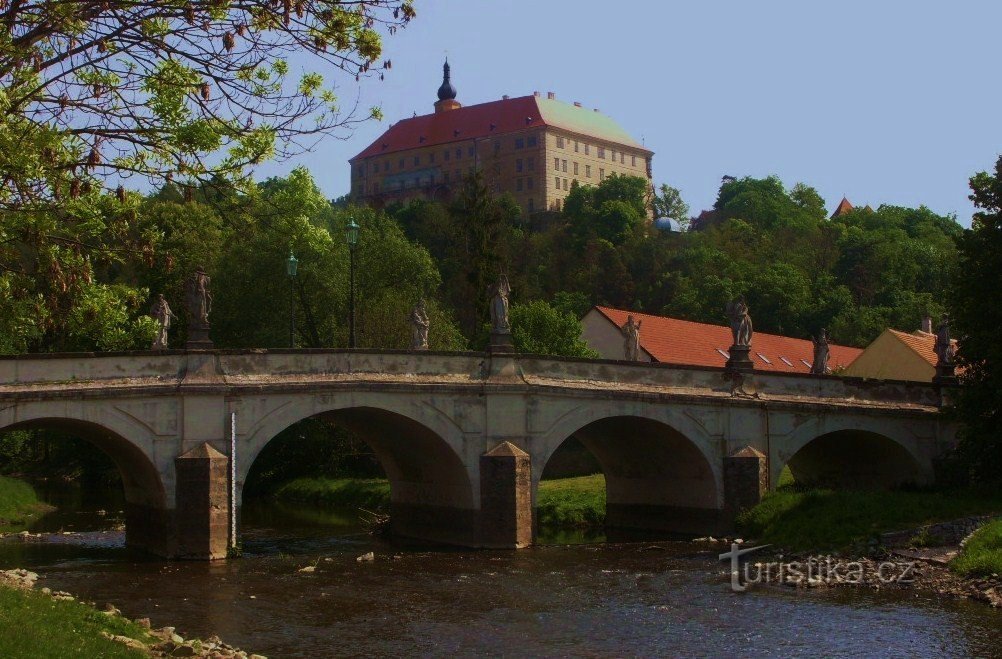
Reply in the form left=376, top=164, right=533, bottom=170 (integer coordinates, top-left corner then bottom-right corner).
left=269, top=474, right=608, bottom=529
left=0, top=585, right=151, bottom=658
left=736, top=485, right=1002, bottom=551
left=0, top=475, right=54, bottom=533
left=537, top=474, right=605, bottom=528
left=273, top=477, right=391, bottom=511
left=951, top=520, right=1002, bottom=578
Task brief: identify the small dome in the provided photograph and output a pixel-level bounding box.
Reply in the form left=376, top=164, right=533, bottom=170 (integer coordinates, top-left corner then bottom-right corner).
left=654, top=217, right=674, bottom=232
left=437, top=60, right=457, bottom=101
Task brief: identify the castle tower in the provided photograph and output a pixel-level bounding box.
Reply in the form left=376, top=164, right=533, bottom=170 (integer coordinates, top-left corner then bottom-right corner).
left=434, top=59, right=461, bottom=113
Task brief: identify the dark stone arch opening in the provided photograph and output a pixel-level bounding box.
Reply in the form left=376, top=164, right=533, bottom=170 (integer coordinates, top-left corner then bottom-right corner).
left=540, top=416, right=721, bottom=538
left=242, top=406, right=474, bottom=546
left=0, top=418, right=168, bottom=553
left=786, top=430, right=922, bottom=490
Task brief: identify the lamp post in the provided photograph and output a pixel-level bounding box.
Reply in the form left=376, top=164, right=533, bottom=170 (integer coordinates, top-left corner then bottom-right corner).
left=345, top=218, right=360, bottom=349
left=286, top=250, right=298, bottom=348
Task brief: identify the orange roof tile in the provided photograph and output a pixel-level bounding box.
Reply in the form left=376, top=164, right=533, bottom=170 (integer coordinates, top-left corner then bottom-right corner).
left=594, top=306, right=863, bottom=373
left=831, top=196, right=854, bottom=219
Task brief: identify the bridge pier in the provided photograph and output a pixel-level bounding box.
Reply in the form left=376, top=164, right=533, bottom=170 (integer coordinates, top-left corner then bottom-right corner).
left=479, top=441, right=533, bottom=548
left=723, top=446, right=768, bottom=517
left=174, top=443, right=230, bottom=560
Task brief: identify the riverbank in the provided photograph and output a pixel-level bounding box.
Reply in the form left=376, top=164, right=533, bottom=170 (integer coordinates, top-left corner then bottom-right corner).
left=269, top=474, right=608, bottom=530
left=0, top=569, right=264, bottom=658
left=0, top=475, right=54, bottom=533
left=735, top=484, right=1002, bottom=551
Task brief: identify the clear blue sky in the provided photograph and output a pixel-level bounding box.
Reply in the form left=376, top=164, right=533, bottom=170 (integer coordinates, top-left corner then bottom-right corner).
left=259, top=0, right=1002, bottom=224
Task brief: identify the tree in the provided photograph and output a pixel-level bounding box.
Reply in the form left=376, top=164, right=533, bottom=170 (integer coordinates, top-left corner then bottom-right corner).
left=951, top=156, right=1002, bottom=485
left=653, top=183, right=690, bottom=229
left=509, top=300, right=598, bottom=358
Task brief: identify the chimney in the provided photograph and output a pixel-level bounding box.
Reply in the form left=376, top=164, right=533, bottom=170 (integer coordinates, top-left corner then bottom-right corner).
left=573, top=101, right=582, bottom=107
left=921, top=316, right=933, bottom=333
left=502, top=94, right=509, bottom=100
left=547, top=92, right=555, bottom=100
left=593, top=108, right=600, bottom=113
left=533, top=91, right=540, bottom=97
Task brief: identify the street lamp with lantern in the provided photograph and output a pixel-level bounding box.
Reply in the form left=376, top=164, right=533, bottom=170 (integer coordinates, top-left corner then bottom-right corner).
left=286, top=250, right=298, bottom=348
left=345, top=218, right=360, bottom=349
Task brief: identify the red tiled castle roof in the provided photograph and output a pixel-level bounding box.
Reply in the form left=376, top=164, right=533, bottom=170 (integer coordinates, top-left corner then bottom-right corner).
left=594, top=306, right=863, bottom=373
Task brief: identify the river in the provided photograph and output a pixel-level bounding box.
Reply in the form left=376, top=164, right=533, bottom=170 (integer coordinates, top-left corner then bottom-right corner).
left=1, top=488, right=999, bottom=658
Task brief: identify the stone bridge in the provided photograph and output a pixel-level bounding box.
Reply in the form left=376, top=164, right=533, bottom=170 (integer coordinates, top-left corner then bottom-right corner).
left=0, top=350, right=956, bottom=559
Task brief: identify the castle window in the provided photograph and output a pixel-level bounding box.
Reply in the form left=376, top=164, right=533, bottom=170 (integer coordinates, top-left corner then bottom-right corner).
left=555, top=176, right=560, bottom=189
left=600, top=168, right=605, bottom=180
left=632, top=155, right=636, bottom=166
left=444, top=149, right=450, bottom=161
left=516, top=158, right=523, bottom=173
left=516, top=178, right=523, bottom=191
left=528, top=198, right=534, bottom=212
left=561, top=159, right=567, bottom=173
left=611, top=149, right=616, bottom=162
left=586, top=165, right=591, bottom=178
left=515, top=138, right=525, bottom=149
left=556, top=136, right=565, bottom=148
left=584, top=144, right=590, bottom=155
left=563, top=178, right=568, bottom=191
left=468, top=146, right=475, bottom=158
left=621, top=153, right=625, bottom=164
left=528, top=157, right=535, bottom=172
left=598, top=147, right=605, bottom=159
left=553, top=157, right=560, bottom=171
left=574, top=141, right=579, bottom=153
left=413, top=156, right=420, bottom=166
left=573, top=162, right=579, bottom=175
left=527, top=177, right=534, bottom=190
left=527, top=135, right=537, bottom=147
left=456, top=148, right=462, bottom=160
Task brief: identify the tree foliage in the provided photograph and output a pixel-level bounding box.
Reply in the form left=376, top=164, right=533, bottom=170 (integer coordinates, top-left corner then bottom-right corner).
left=951, top=156, right=1002, bottom=485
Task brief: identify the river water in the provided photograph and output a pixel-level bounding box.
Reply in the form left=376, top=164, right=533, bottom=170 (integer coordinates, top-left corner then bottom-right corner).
left=1, top=490, right=999, bottom=658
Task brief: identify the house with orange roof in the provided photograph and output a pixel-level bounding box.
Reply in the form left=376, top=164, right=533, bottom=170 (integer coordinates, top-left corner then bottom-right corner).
left=842, top=318, right=954, bottom=382
left=581, top=306, right=863, bottom=374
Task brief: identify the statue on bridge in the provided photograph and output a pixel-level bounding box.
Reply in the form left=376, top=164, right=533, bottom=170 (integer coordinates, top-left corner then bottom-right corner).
left=185, top=267, right=212, bottom=329
left=622, top=315, right=642, bottom=361
left=726, top=296, right=753, bottom=347
left=490, top=273, right=512, bottom=334
left=933, top=314, right=957, bottom=383
left=725, top=296, right=754, bottom=372
left=410, top=299, right=430, bottom=350
left=811, top=328, right=830, bottom=375
left=488, top=272, right=515, bottom=352
left=184, top=267, right=214, bottom=350
left=149, top=294, right=175, bottom=350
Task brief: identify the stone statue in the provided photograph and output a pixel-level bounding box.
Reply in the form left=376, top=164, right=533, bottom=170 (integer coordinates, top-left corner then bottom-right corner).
left=622, top=315, right=642, bottom=361
left=410, top=299, right=430, bottom=350
left=725, top=296, right=753, bottom=347
left=934, top=314, right=956, bottom=367
left=149, top=293, right=174, bottom=350
left=489, top=272, right=511, bottom=334
left=185, top=267, right=212, bottom=329
left=811, top=328, right=830, bottom=375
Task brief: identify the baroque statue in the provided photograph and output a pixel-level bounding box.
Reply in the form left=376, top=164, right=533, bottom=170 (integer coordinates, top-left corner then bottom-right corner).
left=490, top=272, right=511, bottom=334
left=725, top=296, right=753, bottom=347
left=185, top=267, right=212, bottom=330
left=811, top=328, right=830, bottom=375
left=934, top=314, right=956, bottom=368
left=149, top=293, right=175, bottom=350
left=622, top=315, right=642, bottom=361
left=410, top=299, right=430, bottom=350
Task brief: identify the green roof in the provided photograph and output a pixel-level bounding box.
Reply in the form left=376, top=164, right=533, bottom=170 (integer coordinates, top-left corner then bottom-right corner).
left=535, top=97, right=645, bottom=149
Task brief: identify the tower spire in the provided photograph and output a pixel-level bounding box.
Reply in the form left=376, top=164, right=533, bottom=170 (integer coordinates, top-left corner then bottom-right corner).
left=434, top=57, right=460, bottom=112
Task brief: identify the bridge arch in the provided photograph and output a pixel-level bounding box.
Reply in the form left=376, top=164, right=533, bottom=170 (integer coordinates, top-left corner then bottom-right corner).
left=534, top=403, right=724, bottom=535
left=238, top=394, right=476, bottom=544
left=0, top=408, right=169, bottom=553
left=773, top=418, right=930, bottom=489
